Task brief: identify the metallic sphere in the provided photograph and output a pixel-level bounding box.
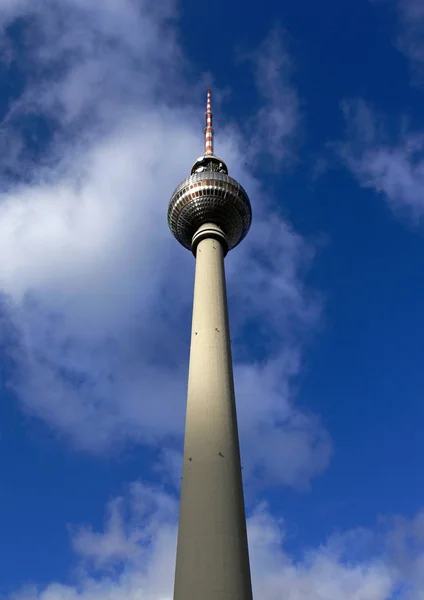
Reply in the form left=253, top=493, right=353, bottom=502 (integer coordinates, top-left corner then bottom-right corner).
left=168, top=170, right=252, bottom=253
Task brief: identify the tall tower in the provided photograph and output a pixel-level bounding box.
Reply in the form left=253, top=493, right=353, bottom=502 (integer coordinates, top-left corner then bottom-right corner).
left=168, top=91, right=253, bottom=599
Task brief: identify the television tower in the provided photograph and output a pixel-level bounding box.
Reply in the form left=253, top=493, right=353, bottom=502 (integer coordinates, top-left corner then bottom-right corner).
left=168, top=91, right=253, bottom=599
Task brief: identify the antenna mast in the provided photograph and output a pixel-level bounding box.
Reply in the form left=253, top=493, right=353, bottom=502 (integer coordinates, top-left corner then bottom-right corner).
left=205, top=89, right=214, bottom=156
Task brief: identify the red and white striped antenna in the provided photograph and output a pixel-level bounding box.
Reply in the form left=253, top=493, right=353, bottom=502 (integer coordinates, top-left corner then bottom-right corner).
left=204, top=89, right=214, bottom=156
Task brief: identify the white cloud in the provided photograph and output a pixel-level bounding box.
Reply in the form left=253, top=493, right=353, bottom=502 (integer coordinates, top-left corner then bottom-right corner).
left=72, top=483, right=178, bottom=572
left=239, top=25, right=301, bottom=167
left=338, top=99, right=424, bottom=221
left=371, top=0, right=424, bottom=82
left=0, top=0, right=330, bottom=488
left=339, top=1, right=424, bottom=221
left=392, top=0, right=424, bottom=74
left=235, top=357, right=331, bottom=490
left=11, top=482, right=424, bottom=600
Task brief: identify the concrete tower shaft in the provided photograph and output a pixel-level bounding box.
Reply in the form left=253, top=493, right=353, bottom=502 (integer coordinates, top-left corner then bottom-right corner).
left=168, top=91, right=253, bottom=600
left=173, top=223, right=253, bottom=600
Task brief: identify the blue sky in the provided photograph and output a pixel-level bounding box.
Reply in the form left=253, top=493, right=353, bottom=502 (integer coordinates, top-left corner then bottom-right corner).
left=1, top=0, right=424, bottom=597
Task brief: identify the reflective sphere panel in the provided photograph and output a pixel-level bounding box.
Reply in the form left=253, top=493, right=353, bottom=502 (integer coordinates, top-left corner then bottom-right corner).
left=168, top=172, right=252, bottom=251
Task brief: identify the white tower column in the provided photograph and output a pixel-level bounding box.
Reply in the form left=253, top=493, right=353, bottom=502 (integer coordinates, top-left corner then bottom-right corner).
left=173, top=224, right=253, bottom=600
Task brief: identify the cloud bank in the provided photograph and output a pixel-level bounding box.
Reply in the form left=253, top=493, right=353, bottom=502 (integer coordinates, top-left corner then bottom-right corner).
left=11, top=481, right=424, bottom=600
left=0, top=0, right=330, bottom=491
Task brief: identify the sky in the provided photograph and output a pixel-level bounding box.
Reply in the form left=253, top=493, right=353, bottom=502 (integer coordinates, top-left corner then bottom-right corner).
left=1, top=0, right=424, bottom=598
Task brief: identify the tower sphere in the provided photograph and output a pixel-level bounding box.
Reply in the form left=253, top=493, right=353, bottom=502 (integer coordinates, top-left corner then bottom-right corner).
left=168, top=155, right=252, bottom=254
left=167, top=90, right=252, bottom=255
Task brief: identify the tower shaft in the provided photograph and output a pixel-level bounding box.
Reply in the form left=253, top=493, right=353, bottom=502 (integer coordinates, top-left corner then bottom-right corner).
left=173, top=225, right=253, bottom=600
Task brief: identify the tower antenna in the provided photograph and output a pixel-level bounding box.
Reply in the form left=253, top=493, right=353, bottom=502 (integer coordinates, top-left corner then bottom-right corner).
left=205, top=89, right=214, bottom=156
